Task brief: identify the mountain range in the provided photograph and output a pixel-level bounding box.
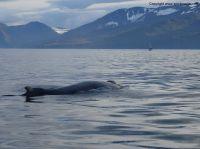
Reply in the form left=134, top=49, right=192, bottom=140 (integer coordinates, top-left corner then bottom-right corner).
left=1, top=4, right=200, bottom=49
left=0, top=22, right=58, bottom=48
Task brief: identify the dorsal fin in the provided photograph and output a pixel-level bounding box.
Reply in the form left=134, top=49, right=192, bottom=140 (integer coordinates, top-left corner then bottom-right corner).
left=107, top=80, right=116, bottom=84
left=25, top=86, right=32, bottom=92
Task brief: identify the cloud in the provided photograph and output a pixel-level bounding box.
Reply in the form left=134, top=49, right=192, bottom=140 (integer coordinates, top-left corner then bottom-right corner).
left=87, top=0, right=149, bottom=10
left=86, top=0, right=196, bottom=10
left=0, top=0, right=196, bottom=29
left=31, top=8, right=106, bottom=28
left=0, top=0, right=50, bottom=10
left=50, top=0, right=135, bottom=9
left=0, top=0, right=14, bottom=2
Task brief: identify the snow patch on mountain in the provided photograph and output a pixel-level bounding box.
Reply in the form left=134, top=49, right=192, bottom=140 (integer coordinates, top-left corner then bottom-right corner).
left=156, top=8, right=178, bottom=16
left=127, top=12, right=144, bottom=23
left=190, top=4, right=197, bottom=10
left=53, top=27, right=69, bottom=34
left=105, top=21, right=119, bottom=27
left=181, top=10, right=193, bottom=15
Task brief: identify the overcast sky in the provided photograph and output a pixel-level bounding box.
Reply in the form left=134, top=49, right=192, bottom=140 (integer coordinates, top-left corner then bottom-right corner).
left=0, top=0, right=196, bottom=29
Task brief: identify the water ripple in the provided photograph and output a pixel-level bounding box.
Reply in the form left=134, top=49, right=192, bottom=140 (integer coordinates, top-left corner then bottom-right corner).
left=0, top=49, right=200, bottom=149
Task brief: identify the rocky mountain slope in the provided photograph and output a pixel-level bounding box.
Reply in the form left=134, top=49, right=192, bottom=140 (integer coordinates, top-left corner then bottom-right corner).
left=0, top=21, right=59, bottom=48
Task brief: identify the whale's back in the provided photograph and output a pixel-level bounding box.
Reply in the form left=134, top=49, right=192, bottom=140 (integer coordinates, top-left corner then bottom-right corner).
left=55, top=81, right=110, bottom=94
left=24, top=81, right=121, bottom=97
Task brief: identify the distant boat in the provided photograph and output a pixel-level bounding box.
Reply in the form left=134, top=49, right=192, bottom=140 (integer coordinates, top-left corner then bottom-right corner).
left=148, top=42, right=153, bottom=51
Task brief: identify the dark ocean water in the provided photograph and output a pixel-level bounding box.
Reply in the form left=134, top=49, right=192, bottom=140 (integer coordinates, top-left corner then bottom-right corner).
left=0, top=49, right=200, bottom=149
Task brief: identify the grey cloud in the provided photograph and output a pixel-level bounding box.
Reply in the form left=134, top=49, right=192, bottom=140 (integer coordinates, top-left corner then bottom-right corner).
left=31, top=8, right=106, bottom=28
left=0, top=0, right=14, bottom=2
left=50, top=0, right=135, bottom=9
left=0, top=0, right=184, bottom=29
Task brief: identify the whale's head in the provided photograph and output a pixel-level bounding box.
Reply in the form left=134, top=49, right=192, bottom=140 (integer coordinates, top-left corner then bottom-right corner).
left=23, top=86, right=45, bottom=97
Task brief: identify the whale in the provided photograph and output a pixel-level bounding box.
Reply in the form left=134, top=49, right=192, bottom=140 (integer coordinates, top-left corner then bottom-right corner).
left=23, top=80, right=122, bottom=98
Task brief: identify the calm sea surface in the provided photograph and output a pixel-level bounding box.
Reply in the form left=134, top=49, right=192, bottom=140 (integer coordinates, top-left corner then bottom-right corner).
left=0, top=49, right=200, bottom=149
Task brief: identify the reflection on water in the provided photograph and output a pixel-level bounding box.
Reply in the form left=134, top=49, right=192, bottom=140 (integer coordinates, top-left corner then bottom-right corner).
left=0, top=49, right=200, bottom=149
